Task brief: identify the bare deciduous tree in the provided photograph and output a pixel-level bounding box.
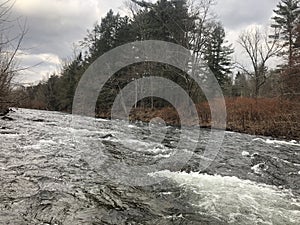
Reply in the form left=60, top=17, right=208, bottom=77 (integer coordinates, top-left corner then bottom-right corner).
left=237, top=26, right=282, bottom=97
left=0, top=0, right=27, bottom=112
left=188, top=0, right=216, bottom=58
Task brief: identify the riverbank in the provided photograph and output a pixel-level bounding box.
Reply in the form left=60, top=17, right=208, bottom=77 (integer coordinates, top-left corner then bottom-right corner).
left=97, top=97, right=300, bottom=141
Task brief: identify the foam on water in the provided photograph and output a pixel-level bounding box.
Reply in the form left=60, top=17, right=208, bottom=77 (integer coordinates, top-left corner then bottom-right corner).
left=0, top=133, right=19, bottom=138
left=251, top=163, right=268, bottom=175
left=154, top=153, right=172, bottom=158
left=39, top=140, right=57, bottom=145
left=151, top=170, right=300, bottom=225
left=252, top=138, right=300, bottom=147
left=111, top=137, right=166, bottom=153
left=242, top=151, right=250, bottom=156
left=22, top=139, right=58, bottom=150
left=22, top=144, right=42, bottom=150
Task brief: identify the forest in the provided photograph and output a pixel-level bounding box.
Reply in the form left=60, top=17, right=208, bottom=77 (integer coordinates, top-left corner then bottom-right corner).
left=1, top=0, right=300, bottom=140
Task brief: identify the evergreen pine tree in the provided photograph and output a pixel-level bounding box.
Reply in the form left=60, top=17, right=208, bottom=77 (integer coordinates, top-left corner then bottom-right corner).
left=204, top=22, right=233, bottom=89
left=131, top=0, right=194, bottom=46
left=271, top=0, right=300, bottom=66
left=82, top=10, right=134, bottom=63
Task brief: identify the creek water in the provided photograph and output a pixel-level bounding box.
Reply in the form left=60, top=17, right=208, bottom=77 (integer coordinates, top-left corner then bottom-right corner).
left=0, top=109, right=299, bottom=224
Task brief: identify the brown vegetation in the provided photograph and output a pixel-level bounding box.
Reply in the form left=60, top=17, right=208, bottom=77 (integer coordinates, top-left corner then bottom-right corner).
left=97, top=97, right=300, bottom=140
left=224, top=98, right=299, bottom=140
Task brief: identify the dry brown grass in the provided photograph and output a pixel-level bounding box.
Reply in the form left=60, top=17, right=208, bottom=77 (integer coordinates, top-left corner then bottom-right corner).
left=130, top=107, right=181, bottom=126
left=224, top=97, right=299, bottom=139
left=125, top=98, right=300, bottom=140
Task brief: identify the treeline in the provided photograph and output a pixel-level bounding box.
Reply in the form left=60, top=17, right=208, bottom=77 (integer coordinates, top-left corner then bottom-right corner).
left=13, top=0, right=300, bottom=119
left=20, top=0, right=231, bottom=112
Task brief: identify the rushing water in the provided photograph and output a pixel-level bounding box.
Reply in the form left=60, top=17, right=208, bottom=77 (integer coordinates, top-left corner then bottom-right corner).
left=0, top=108, right=299, bottom=225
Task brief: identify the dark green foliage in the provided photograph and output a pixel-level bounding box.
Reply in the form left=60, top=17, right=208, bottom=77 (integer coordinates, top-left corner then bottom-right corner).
left=82, top=10, right=135, bottom=63
left=26, top=1, right=234, bottom=114
left=270, top=0, right=300, bottom=98
left=26, top=54, right=84, bottom=111
left=132, top=0, right=194, bottom=46
left=204, top=22, right=233, bottom=89
left=57, top=54, right=84, bottom=111
left=271, top=0, right=300, bottom=66
left=232, top=72, right=251, bottom=97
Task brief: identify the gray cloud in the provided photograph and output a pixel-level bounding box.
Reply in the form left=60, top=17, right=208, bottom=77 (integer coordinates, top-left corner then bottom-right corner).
left=214, top=0, right=278, bottom=29
left=14, top=0, right=106, bottom=57
left=11, top=0, right=125, bottom=83
left=9, top=0, right=281, bottom=84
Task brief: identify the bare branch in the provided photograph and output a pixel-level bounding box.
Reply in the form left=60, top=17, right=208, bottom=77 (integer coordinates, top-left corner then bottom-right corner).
left=237, top=26, right=282, bottom=97
left=3, top=30, right=25, bottom=74
left=0, top=0, right=28, bottom=109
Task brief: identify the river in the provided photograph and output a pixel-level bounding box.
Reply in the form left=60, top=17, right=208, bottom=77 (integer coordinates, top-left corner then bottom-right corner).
left=0, top=108, right=299, bottom=224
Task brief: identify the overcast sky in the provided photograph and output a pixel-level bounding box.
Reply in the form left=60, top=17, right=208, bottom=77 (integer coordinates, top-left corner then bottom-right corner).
left=9, top=0, right=278, bottom=84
